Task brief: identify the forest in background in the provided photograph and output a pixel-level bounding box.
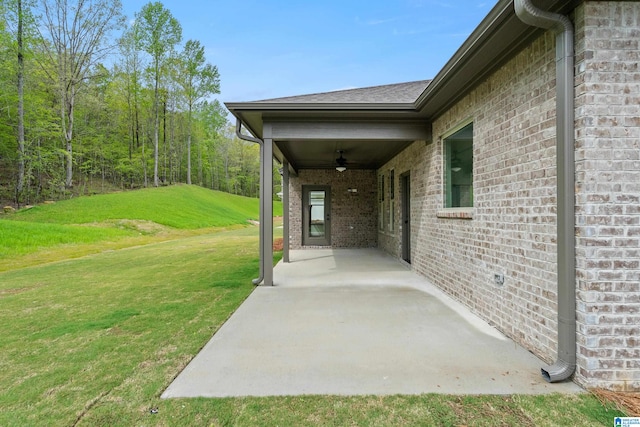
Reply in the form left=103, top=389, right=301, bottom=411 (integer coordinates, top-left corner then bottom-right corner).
left=1, top=0, right=274, bottom=207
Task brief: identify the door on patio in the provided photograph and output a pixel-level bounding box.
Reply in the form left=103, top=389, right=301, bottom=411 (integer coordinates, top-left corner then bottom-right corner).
left=401, top=173, right=411, bottom=263
left=302, top=186, right=331, bottom=246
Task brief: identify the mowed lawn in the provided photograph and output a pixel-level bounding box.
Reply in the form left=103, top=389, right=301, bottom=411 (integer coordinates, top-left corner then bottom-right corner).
left=0, top=186, right=625, bottom=426
left=0, top=185, right=280, bottom=271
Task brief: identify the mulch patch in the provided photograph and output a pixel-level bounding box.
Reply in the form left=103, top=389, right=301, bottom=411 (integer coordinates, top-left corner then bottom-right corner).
left=592, top=388, right=640, bottom=416
left=273, top=238, right=283, bottom=251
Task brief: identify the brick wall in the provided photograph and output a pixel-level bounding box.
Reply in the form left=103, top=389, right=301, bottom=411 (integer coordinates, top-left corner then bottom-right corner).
left=289, top=169, right=377, bottom=249
left=381, top=31, right=561, bottom=367
left=574, top=1, right=640, bottom=391
left=377, top=141, right=431, bottom=259
left=377, top=1, right=640, bottom=391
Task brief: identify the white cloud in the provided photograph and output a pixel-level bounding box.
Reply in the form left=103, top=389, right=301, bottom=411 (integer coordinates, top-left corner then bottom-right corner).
left=355, top=16, right=402, bottom=26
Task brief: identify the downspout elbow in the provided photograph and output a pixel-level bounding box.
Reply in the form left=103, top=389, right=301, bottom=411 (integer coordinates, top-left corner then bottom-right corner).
left=235, top=119, right=262, bottom=145
left=514, top=0, right=576, bottom=383
left=541, top=359, right=574, bottom=383
left=514, top=0, right=572, bottom=34
left=235, top=119, right=265, bottom=285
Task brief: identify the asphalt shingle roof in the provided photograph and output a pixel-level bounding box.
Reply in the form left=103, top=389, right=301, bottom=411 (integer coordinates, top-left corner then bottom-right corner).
left=252, top=80, right=431, bottom=105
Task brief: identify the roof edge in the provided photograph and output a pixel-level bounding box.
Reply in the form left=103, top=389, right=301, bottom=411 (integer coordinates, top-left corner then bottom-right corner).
left=225, top=102, right=418, bottom=112
left=414, top=0, right=514, bottom=110
left=415, top=0, right=581, bottom=117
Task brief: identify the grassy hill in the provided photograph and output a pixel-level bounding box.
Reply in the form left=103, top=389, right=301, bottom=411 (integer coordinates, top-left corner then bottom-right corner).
left=8, top=185, right=281, bottom=228
left=0, top=185, right=282, bottom=267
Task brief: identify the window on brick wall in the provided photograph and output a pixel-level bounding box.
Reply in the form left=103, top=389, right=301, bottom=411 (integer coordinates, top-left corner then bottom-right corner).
left=444, top=122, right=473, bottom=208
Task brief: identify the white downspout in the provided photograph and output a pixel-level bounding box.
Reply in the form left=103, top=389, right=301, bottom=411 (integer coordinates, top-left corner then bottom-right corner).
left=514, top=0, right=576, bottom=382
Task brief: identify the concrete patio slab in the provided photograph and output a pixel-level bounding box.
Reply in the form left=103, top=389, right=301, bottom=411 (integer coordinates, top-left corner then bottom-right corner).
left=162, top=249, right=582, bottom=398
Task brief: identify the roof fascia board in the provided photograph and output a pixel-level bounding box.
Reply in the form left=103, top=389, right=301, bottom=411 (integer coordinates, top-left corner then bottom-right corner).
left=414, top=0, right=580, bottom=117
left=225, top=102, right=417, bottom=112
left=415, top=0, right=513, bottom=110
left=267, top=120, right=430, bottom=141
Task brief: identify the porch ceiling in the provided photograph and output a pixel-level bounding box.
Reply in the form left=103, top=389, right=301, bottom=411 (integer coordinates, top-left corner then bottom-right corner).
left=277, top=139, right=413, bottom=171
left=267, top=116, right=430, bottom=170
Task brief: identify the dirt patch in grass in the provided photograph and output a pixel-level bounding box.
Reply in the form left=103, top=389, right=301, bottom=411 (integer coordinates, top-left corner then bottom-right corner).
left=110, top=219, right=172, bottom=235
left=273, top=238, right=284, bottom=251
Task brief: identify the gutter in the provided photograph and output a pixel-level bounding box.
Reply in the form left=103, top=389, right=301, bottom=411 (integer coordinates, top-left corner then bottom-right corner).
left=235, top=119, right=265, bottom=286
left=225, top=102, right=417, bottom=112
left=514, top=0, right=576, bottom=383
left=414, top=0, right=514, bottom=112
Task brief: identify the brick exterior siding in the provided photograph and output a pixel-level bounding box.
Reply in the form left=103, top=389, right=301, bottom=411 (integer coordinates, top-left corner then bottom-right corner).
left=378, top=1, right=640, bottom=390
left=284, top=1, right=639, bottom=391
left=288, top=170, right=377, bottom=249
left=574, top=1, right=640, bottom=391
left=381, top=30, right=561, bottom=366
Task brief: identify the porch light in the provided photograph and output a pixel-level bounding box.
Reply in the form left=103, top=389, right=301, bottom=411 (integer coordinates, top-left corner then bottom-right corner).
left=336, top=150, right=347, bottom=172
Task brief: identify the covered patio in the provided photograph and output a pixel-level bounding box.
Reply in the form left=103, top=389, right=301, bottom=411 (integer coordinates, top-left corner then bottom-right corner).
left=226, top=81, right=433, bottom=286
left=220, top=0, right=586, bottom=389
left=163, top=249, right=582, bottom=397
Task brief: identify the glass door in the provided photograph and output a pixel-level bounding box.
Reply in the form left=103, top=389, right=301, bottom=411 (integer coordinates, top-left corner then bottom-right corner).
left=302, top=186, right=331, bottom=246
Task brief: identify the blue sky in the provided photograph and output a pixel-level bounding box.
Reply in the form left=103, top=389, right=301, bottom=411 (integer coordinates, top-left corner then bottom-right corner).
left=122, top=1, right=496, bottom=103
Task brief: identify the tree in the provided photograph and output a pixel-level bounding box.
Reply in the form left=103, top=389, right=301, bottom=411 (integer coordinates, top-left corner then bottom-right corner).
left=0, top=0, right=261, bottom=206
left=36, top=0, right=124, bottom=189
left=118, top=23, right=146, bottom=186
left=135, top=1, right=181, bottom=187
left=16, top=0, right=25, bottom=203
left=196, top=99, right=229, bottom=190
left=175, top=39, right=220, bottom=185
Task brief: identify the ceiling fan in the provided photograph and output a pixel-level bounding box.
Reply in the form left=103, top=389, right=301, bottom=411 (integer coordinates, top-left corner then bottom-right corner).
left=335, top=150, right=347, bottom=172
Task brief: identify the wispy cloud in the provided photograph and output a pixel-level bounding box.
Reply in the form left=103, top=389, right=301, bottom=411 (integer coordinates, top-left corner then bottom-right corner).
left=356, top=16, right=402, bottom=26
left=445, top=32, right=473, bottom=38
left=329, top=86, right=359, bottom=92
left=407, top=0, right=455, bottom=8
left=392, top=28, right=430, bottom=36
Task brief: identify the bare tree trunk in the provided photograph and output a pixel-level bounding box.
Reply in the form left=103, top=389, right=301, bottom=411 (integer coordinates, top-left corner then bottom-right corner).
left=142, top=123, right=148, bottom=188
left=16, top=0, right=25, bottom=205
left=64, top=93, right=75, bottom=189
left=197, top=136, right=202, bottom=186
left=153, top=66, right=160, bottom=187
left=187, top=128, right=192, bottom=185
left=162, top=97, right=167, bottom=185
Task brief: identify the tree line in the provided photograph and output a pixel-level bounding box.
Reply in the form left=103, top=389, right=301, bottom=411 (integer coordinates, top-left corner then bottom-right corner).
left=0, top=0, right=267, bottom=207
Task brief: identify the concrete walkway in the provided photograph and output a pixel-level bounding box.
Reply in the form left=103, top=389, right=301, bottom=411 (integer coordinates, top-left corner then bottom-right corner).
left=162, top=249, right=581, bottom=398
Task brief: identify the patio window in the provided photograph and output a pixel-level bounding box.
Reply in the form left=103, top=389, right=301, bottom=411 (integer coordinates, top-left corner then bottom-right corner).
left=444, top=122, right=473, bottom=208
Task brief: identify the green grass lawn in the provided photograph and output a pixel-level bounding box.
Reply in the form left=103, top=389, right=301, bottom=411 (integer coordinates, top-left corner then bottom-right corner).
left=0, top=186, right=625, bottom=426
left=0, top=185, right=283, bottom=271
left=7, top=185, right=281, bottom=229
